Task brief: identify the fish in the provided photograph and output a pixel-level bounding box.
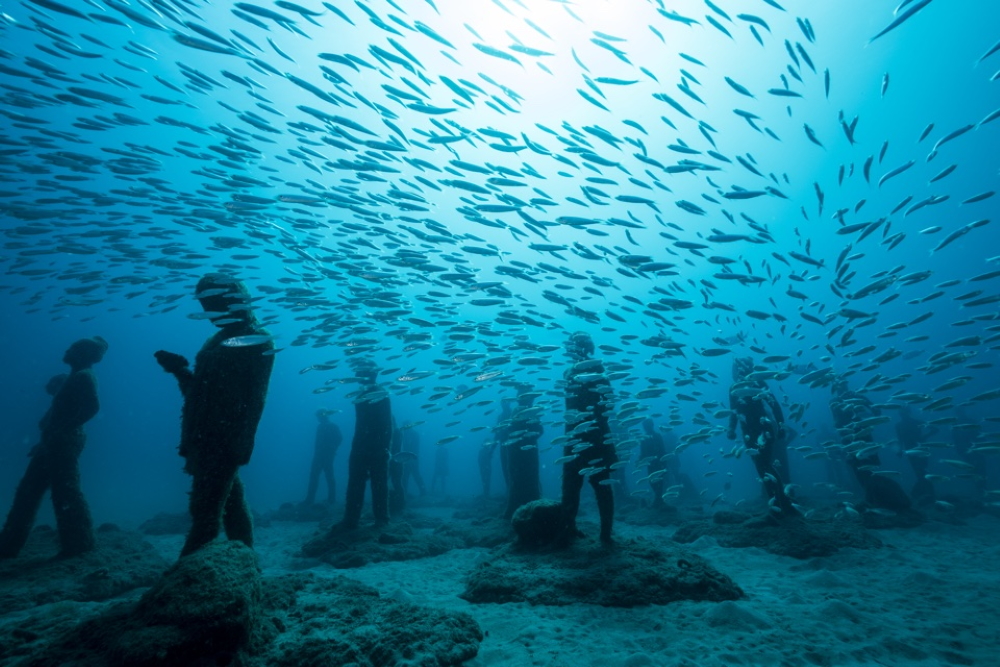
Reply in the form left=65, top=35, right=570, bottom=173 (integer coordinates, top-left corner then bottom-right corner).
left=803, top=124, right=824, bottom=148
left=878, top=160, right=915, bottom=188
left=222, top=335, right=275, bottom=347
left=870, top=0, right=935, bottom=43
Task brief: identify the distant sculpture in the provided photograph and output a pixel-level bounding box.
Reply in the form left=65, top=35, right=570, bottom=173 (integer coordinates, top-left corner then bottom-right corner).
left=431, top=444, right=450, bottom=494
left=728, top=357, right=797, bottom=516
left=479, top=399, right=514, bottom=497
left=389, top=419, right=404, bottom=517
left=156, top=274, right=274, bottom=557
left=341, top=360, right=391, bottom=529
left=561, top=332, right=616, bottom=543
left=0, top=337, right=107, bottom=559
left=830, top=377, right=911, bottom=513
left=399, top=426, right=425, bottom=497
left=638, top=419, right=667, bottom=508
left=896, top=407, right=934, bottom=504
left=306, top=409, right=341, bottom=506
left=503, top=384, right=543, bottom=520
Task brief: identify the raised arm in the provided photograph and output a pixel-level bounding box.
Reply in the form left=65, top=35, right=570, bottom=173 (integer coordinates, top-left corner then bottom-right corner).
left=154, top=350, right=195, bottom=396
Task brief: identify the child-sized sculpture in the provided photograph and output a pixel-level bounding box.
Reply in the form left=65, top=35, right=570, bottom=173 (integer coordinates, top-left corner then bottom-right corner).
left=156, top=274, right=274, bottom=558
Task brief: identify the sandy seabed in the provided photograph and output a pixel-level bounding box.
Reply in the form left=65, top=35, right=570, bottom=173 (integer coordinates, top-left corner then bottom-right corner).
left=1, top=505, right=997, bottom=667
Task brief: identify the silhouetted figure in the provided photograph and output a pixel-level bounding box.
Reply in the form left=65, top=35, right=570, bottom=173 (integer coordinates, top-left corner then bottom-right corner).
left=662, top=445, right=700, bottom=503
left=389, top=419, right=404, bottom=517
left=431, top=444, right=449, bottom=494
left=896, top=407, right=934, bottom=505
left=773, top=420, right=792, bottom=485
left=830, top=378, right=911, bottom=512
left=306, top=409, right=341, bottom=506
left=156, top=274, right=274, bottom=558
left=727, top=357, right=797, bottom=516
left=639, top=419, right=667, bottom=508
left=0, top=338, right=107, bottom=559
left=953, top=408, right=986, bottom=498
left=400, top=426, right=425, bottom=497
left=479, top=399, right=514, bottom=497
left=504, top=385, right=543, bottom=520
left=561, top=332, right=616, bottom=543
left=341, top=361, right=391, bottom=529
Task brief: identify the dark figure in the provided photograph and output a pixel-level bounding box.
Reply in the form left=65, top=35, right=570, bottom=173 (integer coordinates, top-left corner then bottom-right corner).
left=305, top=410, right=341, bottom=505
left=639, top=419, right=667, bottom=508
left=479, top=398, right=514, bottom=497
left=830, top=378, right=911, bottom=512
left=431, top=445, right=450, bottom=493
left=389, top=420, right=404, bottom=517
left=773, top=420, right=792, bottom=485
left=400, top=427, right=425, bottom=497
left=953, top=409, right=987, bottom=498
left=561, top=332, right=616, bottom=543
left=727, top=357, right=797, bottom=516
left=0, top=338, right=107, bottom=559
left=896, top=408, right=934, bottom=504
left=504, top=386, right=543, bottom=520
left=156, top=274, right=274, bottom=558
left=341, top=361, right=392, bottom=528
left=656, top=429, right=699, bottom=502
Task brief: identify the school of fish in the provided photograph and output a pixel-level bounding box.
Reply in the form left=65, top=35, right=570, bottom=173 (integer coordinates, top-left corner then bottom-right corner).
left=1, top=0, right=999, bottom=501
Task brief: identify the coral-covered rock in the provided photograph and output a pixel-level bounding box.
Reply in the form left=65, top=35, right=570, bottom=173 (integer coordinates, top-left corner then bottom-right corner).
left=20, top=541, right=264, bottom=667
left=462, top=537, right=743, bottom=607
left=673, top=512, right=882, bottom=559
left=300, top=521, right=463, bottom=569
left=0, top=526, right=167, bottom=614
left=510, top=499, right=568, bottom=548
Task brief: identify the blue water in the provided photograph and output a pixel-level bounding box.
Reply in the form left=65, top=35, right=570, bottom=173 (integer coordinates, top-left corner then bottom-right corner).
left=1, top=0, right=998, bottom=526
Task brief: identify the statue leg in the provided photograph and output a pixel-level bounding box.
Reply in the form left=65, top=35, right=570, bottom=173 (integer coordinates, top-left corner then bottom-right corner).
left=0, top=452, right=51, bottom=558
left=49, top=440, right=95, bottom=557
left=589, top=469, right=615, bottom=542
left=181, top=461, right=237, bottom=557
left=222, top=473, right=253, bottom=549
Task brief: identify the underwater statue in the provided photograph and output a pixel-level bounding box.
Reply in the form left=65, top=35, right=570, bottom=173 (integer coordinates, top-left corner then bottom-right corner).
left=306, top=409, right=341, bottom=506
left=478, top=397, right=514, bottom=497
left=561, top=331, right=616, bottom=543
left=155, top=274, right=274, bottom=558
left=503, top=384, right=543, bottom=520
left=728, top=357, right=797, bottom=517
left=399, top=426, right=425, bottom=497
left=389, top=418, right=404, bottom=517
left=0, top=337, right=107, bottom=559
left=430, top=443, right=450, bottom=494
left=340, top=360, right=391, bottom=529
left=639, top=419, right=668, bottom=508
left=830, top=377, right=911, bottom=513
left=896, top=407, right=935, bottom=505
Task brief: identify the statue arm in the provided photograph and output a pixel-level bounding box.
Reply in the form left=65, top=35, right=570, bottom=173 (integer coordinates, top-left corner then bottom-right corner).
left=46, top=372, right=99, bottom=432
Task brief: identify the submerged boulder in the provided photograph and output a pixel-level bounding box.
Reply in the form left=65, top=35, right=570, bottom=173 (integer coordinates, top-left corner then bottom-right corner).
left=0, top=525, right=167, bottom=615
left=299, top=519, right=476, bottom=569
left=138, top=512, right=191, bottom=536
left=21, top=541, right=265, bottom=667
left=510, top=498, right=569, bottom=548
left=462, top=537, right=743, bottom=607
left=263, top=573, right=483, bottom=667
left=672, top=511, right=882, bottom=559
left=19, top=542, right=484, bottom=666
